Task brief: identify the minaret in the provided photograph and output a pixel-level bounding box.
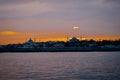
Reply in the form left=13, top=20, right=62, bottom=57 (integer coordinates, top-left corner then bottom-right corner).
left=80, top=36, right=82, bottom=41
left=67, top=37, right=69, bottom=42
left=34, top=38, right=36, bottom=42
left=25, top=37, right=27, bottom=43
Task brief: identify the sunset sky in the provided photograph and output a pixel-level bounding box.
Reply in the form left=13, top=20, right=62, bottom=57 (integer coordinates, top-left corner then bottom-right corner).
left=0, top=0, right=120, bottom=45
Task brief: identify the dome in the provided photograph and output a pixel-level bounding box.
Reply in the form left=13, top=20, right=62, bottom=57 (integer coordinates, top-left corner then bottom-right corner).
left=26, top=38, right=34, bottom=44
left=69, top=37, right=79, bottom=42
left=28, top=38, right=33, bottom=43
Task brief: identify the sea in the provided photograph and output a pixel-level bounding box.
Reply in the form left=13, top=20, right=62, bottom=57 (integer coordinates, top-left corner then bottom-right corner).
left=0, top=52, right=120, bottom=80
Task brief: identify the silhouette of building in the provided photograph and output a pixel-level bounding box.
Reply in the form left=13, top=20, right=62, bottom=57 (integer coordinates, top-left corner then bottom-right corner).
left=23, top=38, right=36, bottom=48
left=26, top=38, right=34, bottom=44
left=69, top=37, right=79, bottom=42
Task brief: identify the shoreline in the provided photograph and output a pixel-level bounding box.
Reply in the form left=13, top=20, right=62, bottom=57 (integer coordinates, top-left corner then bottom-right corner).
left=0, top=47, right=120, bottom=52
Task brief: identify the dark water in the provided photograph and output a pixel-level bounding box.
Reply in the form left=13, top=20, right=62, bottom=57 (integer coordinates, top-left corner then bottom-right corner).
left=0, top=52, right=120, bottom=80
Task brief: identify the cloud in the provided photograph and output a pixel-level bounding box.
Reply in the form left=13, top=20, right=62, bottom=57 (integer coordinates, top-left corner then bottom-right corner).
left=0, top=0, right=120, bottom=37
left=0, top=20, right=12, bottom=26
left=0, top=31, right=18, bottom=35
left=73, top=26, right=79, bottom=30
left=0, top=1, right=54, bottom=18
left=0, top=0, right=38, bottom=5
left=0, top=0, right=119, bottom=20
left=104, top=0, right=120, bottom=3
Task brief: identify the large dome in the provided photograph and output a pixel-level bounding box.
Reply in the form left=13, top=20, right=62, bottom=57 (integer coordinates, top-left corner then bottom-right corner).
left=69, top=37, right=79, bottom=42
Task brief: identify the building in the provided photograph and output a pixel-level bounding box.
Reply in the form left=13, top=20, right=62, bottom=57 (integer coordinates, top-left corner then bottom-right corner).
left=69, top=37, right=79, bottom=42
left=23, top=38, right=36, bottom=48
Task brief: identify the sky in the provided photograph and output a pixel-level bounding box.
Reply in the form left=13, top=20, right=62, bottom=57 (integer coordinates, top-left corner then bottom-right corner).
left=0, top=0, right=120, bottom=44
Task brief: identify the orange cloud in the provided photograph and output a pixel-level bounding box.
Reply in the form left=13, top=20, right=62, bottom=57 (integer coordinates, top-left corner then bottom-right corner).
left=0, top=31, right=18, bottom=35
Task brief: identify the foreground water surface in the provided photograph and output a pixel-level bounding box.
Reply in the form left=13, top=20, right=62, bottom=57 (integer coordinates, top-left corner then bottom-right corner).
left=0, top=52, right=120, bottom=80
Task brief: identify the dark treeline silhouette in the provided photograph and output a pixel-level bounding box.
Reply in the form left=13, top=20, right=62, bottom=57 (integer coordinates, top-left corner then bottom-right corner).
left=0, top=37, right=120, bottom=52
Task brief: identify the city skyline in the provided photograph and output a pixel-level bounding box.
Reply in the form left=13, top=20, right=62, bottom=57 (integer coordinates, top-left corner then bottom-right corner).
left=0, top=0, right=120, bottom=44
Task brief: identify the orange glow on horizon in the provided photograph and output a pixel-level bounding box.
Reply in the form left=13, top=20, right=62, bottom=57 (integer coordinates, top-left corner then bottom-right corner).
left=0, top=35, right=120, bottom=45
left=0, top=31, right=120, bottom=45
